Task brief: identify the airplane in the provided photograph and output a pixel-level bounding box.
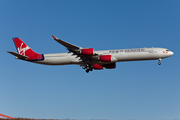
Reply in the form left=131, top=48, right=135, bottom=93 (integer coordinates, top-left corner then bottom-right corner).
left=7, top=35, right=174, bottom=73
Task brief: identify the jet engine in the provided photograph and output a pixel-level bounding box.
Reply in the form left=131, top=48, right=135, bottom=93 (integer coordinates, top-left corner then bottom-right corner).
left=93, top=64, right=104, bottom=70
left=81, top=48, right=94, bottom=55
left=100, top=55, right=118, bottom=62
left=100, top=55, right=112, bottom=62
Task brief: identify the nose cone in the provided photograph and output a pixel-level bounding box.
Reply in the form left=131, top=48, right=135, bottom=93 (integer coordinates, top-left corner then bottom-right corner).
left=169, top=51, right=174, bottom=56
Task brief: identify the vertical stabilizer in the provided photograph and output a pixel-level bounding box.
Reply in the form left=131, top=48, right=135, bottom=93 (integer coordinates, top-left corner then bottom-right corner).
left=13, top=38, right=43, bottom=60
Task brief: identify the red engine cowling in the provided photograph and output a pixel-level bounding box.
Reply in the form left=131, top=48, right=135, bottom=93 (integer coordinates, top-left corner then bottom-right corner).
left=82, top=48, right=94, bottom=55
left=93, top=64, right=104, bottom=70
left=104, top=63, right=116, bottom=69
left=100, top=55, right=111, bottom=62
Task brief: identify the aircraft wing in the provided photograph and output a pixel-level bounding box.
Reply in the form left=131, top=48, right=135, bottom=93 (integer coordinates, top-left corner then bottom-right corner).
left=7, top=51, right=28, bottom=60
left=52, top=35, right=82, bottom=50
left=52, top=35, right=99, bottom=63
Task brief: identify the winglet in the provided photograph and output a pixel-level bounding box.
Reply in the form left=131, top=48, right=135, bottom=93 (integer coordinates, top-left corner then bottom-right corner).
left=52, top=35, right=58, bottom=40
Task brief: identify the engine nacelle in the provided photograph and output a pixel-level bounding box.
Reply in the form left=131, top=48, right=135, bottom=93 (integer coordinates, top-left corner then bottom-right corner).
left=93, top=64, right=104, bottom=70
left=100, top=55, right=118, bottom=62
left=100, top=55, right=112, bottom=62
left=104, top=63, right=116, bottom=69
left=81, top=48, right=94, bottom=55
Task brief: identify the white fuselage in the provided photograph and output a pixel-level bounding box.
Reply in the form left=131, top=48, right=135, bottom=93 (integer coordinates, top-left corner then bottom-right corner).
left=33, top=47, right=173, bottom=66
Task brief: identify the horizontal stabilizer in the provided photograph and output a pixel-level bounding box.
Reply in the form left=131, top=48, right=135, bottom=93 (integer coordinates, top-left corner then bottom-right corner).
left=7, top=51, right=28, bottom=60
left=52, top=35, right=81, bottom=50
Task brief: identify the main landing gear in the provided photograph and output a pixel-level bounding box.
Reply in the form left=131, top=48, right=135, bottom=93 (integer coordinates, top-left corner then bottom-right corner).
left=158, top=58, right=161, bottom=65
left=82, top=64, right=93, bottom=73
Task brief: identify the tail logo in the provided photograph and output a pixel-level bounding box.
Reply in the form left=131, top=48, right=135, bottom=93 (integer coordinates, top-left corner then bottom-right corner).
left=17, top=43, right=30, bottom=56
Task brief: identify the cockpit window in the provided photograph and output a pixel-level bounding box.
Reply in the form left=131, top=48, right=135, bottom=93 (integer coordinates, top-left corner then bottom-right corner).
left=166, top=49, right=170, bottom=51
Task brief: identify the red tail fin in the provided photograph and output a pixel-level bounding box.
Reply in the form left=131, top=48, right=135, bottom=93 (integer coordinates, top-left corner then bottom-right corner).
left=13, top=38, right=43, bottom=60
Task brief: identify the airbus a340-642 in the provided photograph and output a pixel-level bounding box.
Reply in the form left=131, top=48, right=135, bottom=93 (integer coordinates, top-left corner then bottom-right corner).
left=7, top=35, right=174, bottom=73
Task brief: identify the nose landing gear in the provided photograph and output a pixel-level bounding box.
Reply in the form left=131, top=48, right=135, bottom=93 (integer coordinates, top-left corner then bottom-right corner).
left=158, top=58, right=161, bottom=65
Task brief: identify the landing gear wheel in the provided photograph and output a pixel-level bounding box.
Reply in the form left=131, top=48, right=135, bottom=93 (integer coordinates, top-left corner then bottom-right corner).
left=158, top=58, right=162, bottom=65
left=82, top=66, right=86, bottom=69
left=90, top=67, right=93, bottom=71
left=86, top=69, right=89, bottom=73
left=87, top=66, right=90, bottom=70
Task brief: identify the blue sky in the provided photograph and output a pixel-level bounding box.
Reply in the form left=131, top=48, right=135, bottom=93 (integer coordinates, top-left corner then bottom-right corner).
left=0, top=0, right=180, bottom=119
